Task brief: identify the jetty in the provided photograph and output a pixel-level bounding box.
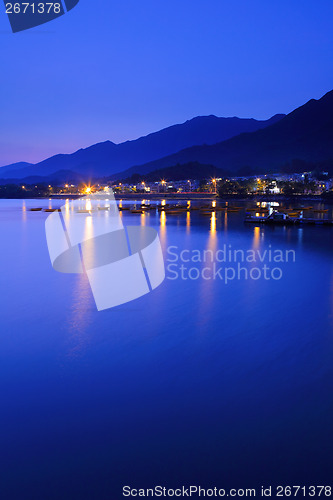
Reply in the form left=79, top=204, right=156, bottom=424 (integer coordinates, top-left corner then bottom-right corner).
left=245, top=210, right=333, bottom=226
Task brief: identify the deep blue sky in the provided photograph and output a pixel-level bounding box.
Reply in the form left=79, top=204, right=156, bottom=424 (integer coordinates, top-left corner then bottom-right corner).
left=1, top=0, right=333, bottom=166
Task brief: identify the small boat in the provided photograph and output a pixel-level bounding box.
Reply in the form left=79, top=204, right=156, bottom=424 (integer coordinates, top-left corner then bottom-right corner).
left=98, top=207, right=109, bottom=211
left=76, top=209, right=91, bottom=214
left=164, top=210, right=185, bottom=215
left=313, top=209, right=329, bottom=213
left=131, top=210, right=144, bottom=214
left=247, top=207, right=265, bottom=212
left=158, top=206, right=173, bottom=212
left=44, top=208, right=61, bottom=212
left=29, top=208, right=43, bottom=211
left=200, top=210, right=215, bottom=216
left=245, top=210, right=291, bottom=224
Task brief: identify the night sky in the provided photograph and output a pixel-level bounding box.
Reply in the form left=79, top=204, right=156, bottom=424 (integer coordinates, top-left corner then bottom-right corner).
left=0, top=0, right=333, bottom=165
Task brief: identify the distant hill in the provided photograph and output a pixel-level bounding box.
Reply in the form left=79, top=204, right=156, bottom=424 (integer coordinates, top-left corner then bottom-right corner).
left=114, top=162, right=227, bottom=183
left=0, top=161, right=33, bottom=175
left=0, top=114, right=284, bottom=180
left=0, top=169, right=82, bottom=186
left=122, top=90, right=333, bottom=176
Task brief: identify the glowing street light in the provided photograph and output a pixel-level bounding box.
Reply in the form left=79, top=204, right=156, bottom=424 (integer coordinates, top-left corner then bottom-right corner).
left=159, top=179, right=166, bottom=193
left=211, top=178, right=217, bottom=194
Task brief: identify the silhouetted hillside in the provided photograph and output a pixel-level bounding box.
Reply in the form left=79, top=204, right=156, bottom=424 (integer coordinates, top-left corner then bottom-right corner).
left=124, top=90, right=333, bottom=176
left=114, top=162, right=227, bottom=183
left=0, top=114, right=284, bottom=179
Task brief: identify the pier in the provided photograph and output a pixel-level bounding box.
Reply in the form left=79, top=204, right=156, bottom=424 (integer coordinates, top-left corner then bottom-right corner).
left=245, top=214, right=333, bottom=226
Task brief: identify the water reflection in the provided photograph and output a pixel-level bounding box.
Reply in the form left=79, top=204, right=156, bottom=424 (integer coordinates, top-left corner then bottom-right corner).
left=196, top=212, right=219, bottom=329
left=64, top=199, right=70, bottom=214
left=298, top=228, right=304, bottom=246
left=331, top=273, right=333, bottom=328
left=66, top=271, right=93, bottom=358
left=210, top=212, right=217, bottom=235
left=224, top=212, right=228, bottom=232
left=65, top=212, right=96, bottom=357
left=186, top=211, right=191, bottom=234
left=253, top=226, right=261, bottom=249
left=159, top=211, right=167, bottom=248
left=22, top=200, right=27, bottom=222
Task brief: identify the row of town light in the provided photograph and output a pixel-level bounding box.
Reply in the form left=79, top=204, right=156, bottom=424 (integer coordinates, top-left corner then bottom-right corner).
left=20, top=178, right=217, bottom=193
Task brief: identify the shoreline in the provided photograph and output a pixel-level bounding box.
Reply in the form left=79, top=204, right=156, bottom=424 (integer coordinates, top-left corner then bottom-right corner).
left=0, top=193, right=332, bottom=203
left=114, top=192, right=217, bottom=200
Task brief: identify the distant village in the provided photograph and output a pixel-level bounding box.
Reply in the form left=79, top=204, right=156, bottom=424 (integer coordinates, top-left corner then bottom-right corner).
left=1, top=171, right=333, bottom=199
left=107, top=171, right=333, bottom=197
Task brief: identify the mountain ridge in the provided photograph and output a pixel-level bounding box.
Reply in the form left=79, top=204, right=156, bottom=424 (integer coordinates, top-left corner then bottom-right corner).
left=119, top=90, right=333, bottom=176
left=0, top=114, right=285, bottom=179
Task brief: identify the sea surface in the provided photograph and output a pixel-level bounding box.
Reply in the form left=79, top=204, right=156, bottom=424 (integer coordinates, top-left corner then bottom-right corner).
left=0, top=198, right=333, bottom=499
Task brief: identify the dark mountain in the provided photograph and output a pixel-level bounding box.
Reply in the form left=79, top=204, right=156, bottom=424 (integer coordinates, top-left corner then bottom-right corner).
left=115, top=162, right=227, bottom=183
left=122, top=90, right=333, bottom=176
left=0, top=114, right=284, bottom=179
left=0, top=161, right=33, bottom=175
left=0, top=170, right=82, bottom=186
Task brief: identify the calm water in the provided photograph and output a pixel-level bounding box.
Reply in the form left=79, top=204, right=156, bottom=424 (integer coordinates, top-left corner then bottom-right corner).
left=0, top=198, right=333, bottom=499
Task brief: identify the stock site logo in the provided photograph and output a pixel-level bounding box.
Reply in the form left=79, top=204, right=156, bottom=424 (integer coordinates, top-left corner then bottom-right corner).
left=45, top=190, right=165, bottom=312
left=3, top=0, right=79, bottom=33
